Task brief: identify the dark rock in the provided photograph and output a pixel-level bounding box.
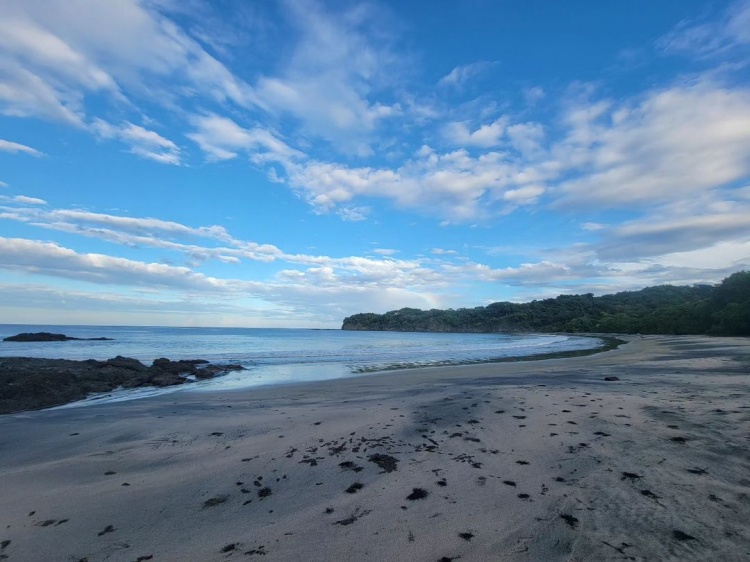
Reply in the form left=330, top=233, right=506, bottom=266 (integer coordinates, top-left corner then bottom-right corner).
left=0, top=356, right=245, bottom=414
left=146, top=368, right=186, bottom=387
left=106, top=356, right=147, bottom=371
left=3, top=332, right=113, bottom=342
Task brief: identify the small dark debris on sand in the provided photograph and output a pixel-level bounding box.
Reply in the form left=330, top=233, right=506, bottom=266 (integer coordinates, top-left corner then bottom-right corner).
left=673, top=530, right=698, bottom=541
left=221, top=543, right=236, bottom=553
left=135, top=556, right=153, bottom=561
left=670, top=436, right=688, bottom=444
left=621, top=472, right=641, bottom=481
left=517, top=493, right=530, bottom=499
left=640, top=489, right=660, bottom=499
left=560, top=514, right=579, bottom=529
left=334, top=508, right=371, bottom=526
left=339, top=461, right=364, bottom=472
left=345, top=482, right=364, bottom=494
left=1, top=541, right=10, bottom=550
left=458, top=531, right=474, bottom=541
left=203, top=494, right=229, bottom=508
left=257, top=487, right=272, bottom=499
left=687, top=467, right=707, bottom=475
left=406, top=488, right=429, bottom=500
left=604, top=376, right=620, bottom=381
left=503, top=480, right=517, bottom=487
left=369, top=453, right=399, bottom=473
left=97, top=525, right=115, bottom=536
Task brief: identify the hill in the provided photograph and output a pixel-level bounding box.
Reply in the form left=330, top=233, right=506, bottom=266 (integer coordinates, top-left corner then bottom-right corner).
left=342, top=271, right=750, bottom=336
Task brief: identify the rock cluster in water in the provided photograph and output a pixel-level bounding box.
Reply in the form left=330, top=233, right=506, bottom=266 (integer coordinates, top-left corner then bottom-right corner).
left=3, top=332, right=113, bottom=342
left=0, top=356, right=244, bottom=414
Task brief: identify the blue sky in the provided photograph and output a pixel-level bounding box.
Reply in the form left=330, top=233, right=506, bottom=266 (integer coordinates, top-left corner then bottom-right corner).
left=1, top=0, right=749, bottom=328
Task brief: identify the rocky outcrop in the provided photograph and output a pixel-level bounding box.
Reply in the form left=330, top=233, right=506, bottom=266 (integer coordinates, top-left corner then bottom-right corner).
left=0, top=356, right=245, bottom=414
left=3, top=332, right=113, bottom=342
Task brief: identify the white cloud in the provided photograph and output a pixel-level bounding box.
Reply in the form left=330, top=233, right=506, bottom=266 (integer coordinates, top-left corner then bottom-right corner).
left=523, top=86, right=545, bottom=105
left=0, top=236, right=446, bottom=324
left=0, top=195, right=47, bottom=205
left=91, top=119, right=181, bottom=164
left=336, top=206, right=370, bottom=222
left=658, top=0, right=750, bottom=57
left=442, top=117, right=508, bottom=148
left=372, top=248, right=398, bottom=256
left=187, top=113, right=302, bottom=163
left=554, top=81, right=750, bottom=208
left=0, top=0, right=255, bottom=125
left=0, top=236, right=234, bottom=290
left=0, top=181, right=7, bottom=188
left=595, top=207, right=750, bottom=260
left=506, top=122, right=545, bottom=157
left=438, top=61, right=496, bottom=88
left=0, top=139, right=44, bottom=156
left=251, top=0, right=403, bottom=155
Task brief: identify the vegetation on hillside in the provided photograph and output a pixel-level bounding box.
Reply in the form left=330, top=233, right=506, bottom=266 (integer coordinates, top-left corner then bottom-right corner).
left=342, top=271, right=750, bottom=336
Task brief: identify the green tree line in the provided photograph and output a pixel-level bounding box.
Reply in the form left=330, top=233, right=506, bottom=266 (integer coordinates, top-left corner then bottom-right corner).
left=341, top=271, right=750, bottom=336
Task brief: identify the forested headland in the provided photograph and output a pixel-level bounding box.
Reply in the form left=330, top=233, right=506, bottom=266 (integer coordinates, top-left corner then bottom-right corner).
left=342, top=271, right=750, bottom=336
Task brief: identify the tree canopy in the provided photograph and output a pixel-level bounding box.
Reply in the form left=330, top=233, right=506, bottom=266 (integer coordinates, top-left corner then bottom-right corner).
left=342, top=272, right=750, bottom=336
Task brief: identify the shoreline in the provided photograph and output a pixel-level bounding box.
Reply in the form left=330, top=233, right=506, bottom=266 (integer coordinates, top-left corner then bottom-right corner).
left=1, top=333, right=616, bottom=415
left=1, top=335, right=748, bottom=561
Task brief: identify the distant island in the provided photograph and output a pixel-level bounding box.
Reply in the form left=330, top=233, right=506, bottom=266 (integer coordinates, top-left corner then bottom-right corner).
left=3, top=332, right=114, bottom=342
left=342, top=271, right=750, bottom=337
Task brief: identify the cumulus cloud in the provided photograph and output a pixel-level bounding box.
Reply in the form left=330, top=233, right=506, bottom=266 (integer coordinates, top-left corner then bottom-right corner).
left=0, top=139, right=44, bottom=156
left=442, top=117, right=508, bottom=148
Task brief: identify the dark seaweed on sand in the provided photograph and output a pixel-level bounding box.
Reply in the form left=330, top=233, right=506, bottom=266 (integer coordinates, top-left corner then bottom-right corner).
left=368, top=453, right=399, bottom=472
left=406, top=488, right=428, bottom=500
left=203, top=495, right=229, bottom=508
left=560, top=514, right=579, bottom=529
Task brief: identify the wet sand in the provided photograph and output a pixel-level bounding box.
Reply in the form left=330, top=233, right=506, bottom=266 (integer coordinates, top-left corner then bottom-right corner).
left=0, top=335, right=748, bottom=561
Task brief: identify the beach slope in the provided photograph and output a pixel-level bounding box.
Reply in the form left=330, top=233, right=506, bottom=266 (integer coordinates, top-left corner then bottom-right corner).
left=0, top=336, right=748, bottom=561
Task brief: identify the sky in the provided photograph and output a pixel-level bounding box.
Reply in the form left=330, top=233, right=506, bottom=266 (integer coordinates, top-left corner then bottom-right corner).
left=1, top=0, right=749, bottom=328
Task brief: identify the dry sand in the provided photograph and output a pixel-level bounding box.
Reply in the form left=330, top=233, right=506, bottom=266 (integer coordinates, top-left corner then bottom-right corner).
left=0, top=335, right=748, bottom=561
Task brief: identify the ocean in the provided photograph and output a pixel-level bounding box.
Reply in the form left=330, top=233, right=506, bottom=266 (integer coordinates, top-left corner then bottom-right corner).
left=0, top=324, right=604, bottom=407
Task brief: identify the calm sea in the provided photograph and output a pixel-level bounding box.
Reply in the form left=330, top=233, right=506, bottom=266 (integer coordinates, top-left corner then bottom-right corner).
left=0, top=324, right=603, bottom=407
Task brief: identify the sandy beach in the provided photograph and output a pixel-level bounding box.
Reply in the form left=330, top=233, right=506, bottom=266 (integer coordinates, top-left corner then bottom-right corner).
left=1, top=335, right=748, bottom=561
